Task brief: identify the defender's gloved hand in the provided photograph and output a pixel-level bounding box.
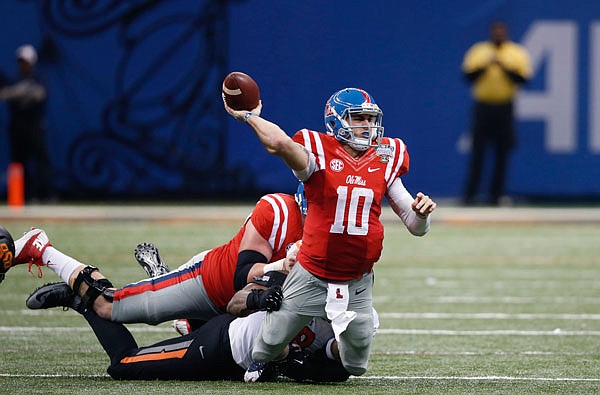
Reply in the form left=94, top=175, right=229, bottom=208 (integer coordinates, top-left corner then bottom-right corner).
left=247, top=285, right=283, bottom=312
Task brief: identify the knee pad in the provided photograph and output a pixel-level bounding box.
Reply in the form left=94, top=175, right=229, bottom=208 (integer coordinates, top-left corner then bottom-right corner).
left=72, top=265, right=114, bottom=310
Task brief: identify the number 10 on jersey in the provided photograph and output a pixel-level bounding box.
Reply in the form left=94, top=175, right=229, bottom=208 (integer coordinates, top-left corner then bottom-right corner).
left=330, top=186, right=374, bottom=236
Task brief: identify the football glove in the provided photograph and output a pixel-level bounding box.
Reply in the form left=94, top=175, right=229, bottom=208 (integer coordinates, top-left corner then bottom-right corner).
left=246, top=285, right=283, bottom=312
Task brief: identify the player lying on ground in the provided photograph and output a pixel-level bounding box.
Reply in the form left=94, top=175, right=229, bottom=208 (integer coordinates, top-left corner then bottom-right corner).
left=0, top=189, right=306, bottom=326
left=26, top=280, right=351, bottom=382
left=133, top=239, right=298, bottom=334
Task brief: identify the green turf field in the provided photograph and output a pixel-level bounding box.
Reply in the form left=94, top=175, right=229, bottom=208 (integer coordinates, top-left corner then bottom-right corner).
left=0, top=211, right=599, bottom=394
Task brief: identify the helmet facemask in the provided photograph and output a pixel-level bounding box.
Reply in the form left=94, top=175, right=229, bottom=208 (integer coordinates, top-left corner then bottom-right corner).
left=337, top=106, right=383, bottom=151
left=324, top=88, right=384, bottom=151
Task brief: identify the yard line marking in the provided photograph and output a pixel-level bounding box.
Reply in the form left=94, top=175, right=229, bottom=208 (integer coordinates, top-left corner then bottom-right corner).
left=4, top=310, right=83, bottom=316
left=352, top=376, right=600, bottom=382
left=2, top=326, right=600, bottom=336
left=0, top=373, right=109, bottom=378
left=377, top=329, right=600, bottom=335
left=374, top=351, right=599, bottom=356
left=378, top=281, right=600, bottom=289
left=434, top=296, right=600, bottom=304
left=0, top=373, right=598, bottom=382
left=379, top=312, right=600, bottom=320
left=376, top=296, right=600, bottom=304
left=0, top=326, right=173, bottom=333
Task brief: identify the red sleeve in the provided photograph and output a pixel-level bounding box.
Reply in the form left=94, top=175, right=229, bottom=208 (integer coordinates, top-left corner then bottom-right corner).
left=250, top=194, right=295, bottom=253
left=250, top=197, right=276, bottom=243
left=292, top=130, right=305, bottom=145
left=381, top=137, right=410, bottom=187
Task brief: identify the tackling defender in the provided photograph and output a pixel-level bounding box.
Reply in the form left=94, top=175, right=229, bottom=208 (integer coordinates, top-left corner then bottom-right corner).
left=2, top=190, right=305, bottom=325
left=25, top=280, right=351, bottom=382
left=224, top=87, right=437, bottom=378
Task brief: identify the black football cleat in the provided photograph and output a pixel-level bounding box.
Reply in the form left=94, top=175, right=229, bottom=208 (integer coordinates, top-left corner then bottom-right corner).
left=26, top=282, right=82, bottom=312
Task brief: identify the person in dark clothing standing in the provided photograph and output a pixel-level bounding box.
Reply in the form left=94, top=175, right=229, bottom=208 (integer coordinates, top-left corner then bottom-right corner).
left=0, top=44, right=53, bottom=202
left=462, top=22, right=532, bottom=206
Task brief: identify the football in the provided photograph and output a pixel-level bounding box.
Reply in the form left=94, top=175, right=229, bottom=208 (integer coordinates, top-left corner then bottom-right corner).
left=222, top=71, right=260, bottom=111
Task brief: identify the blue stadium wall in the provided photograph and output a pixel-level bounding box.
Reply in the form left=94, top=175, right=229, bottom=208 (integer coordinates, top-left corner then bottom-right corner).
left=0, top=1, right=598, bottom=201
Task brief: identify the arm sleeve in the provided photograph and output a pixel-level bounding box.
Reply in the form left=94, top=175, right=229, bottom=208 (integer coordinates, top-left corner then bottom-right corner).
left=234, top=250, right=268, bottom=291
left=386, top=178, right=430, bottom=236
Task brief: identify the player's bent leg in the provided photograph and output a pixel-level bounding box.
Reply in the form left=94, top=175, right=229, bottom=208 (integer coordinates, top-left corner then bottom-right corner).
left=252, top=308, right=312, bottom=362
left=111, top=263, right=220, bottom=325
left=107, top=314, right=242, bottom=381
left=337, top=311, right=374, bottom=376
left=82, top=308, right=139, bottom=367
left=25, top=281, right=138, bottom=365
left=67, top=265, right=115, bottom=318
left=92, top=297, right=114, bottom=320
left=252, top=262, right=326, bottom=367
left=251, top=263, right=319, bottom=363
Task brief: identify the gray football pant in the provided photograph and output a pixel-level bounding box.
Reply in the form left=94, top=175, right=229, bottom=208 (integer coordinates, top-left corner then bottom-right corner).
left=252, top=262, right=374, bottom=376
left=111, top=254, right=223, bottom=325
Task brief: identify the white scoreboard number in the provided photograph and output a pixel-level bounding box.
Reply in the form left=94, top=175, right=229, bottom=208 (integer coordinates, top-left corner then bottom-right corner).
left=517, top=20, right=600, bottom=153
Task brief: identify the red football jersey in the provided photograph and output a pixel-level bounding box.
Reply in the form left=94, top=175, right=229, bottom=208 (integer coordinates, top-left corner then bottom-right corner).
left=201, top=193, right=304, bottom=309
left=292, top=130, right=409, bottom=281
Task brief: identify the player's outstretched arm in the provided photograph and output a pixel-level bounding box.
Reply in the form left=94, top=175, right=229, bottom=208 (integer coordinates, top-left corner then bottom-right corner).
left=223, top=99, right=308, bottom=172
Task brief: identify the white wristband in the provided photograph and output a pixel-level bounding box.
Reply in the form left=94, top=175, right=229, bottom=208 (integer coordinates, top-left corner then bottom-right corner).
left=263, top=259, right=284, bottom=274
left=243, top=112, right=257, bottom=122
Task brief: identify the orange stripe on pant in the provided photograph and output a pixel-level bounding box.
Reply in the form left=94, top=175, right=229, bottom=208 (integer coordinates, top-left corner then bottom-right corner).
left=120, top=349, right=187, bottom=364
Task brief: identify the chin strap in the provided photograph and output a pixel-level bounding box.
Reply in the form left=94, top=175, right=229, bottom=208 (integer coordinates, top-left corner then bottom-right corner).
left=72, top=265, right=114, bottom=311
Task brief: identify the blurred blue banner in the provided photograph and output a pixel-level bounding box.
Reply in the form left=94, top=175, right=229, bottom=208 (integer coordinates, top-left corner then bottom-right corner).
left=1, top=1, right=598, bottom=201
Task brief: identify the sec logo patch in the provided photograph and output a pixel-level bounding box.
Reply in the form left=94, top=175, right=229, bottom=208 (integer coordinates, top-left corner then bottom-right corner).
left=329, top=159, right=344, bottom=172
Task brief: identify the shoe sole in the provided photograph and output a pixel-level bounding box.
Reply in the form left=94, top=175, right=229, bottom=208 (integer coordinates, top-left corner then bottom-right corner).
left=134, top=243, right=169, bottom=277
